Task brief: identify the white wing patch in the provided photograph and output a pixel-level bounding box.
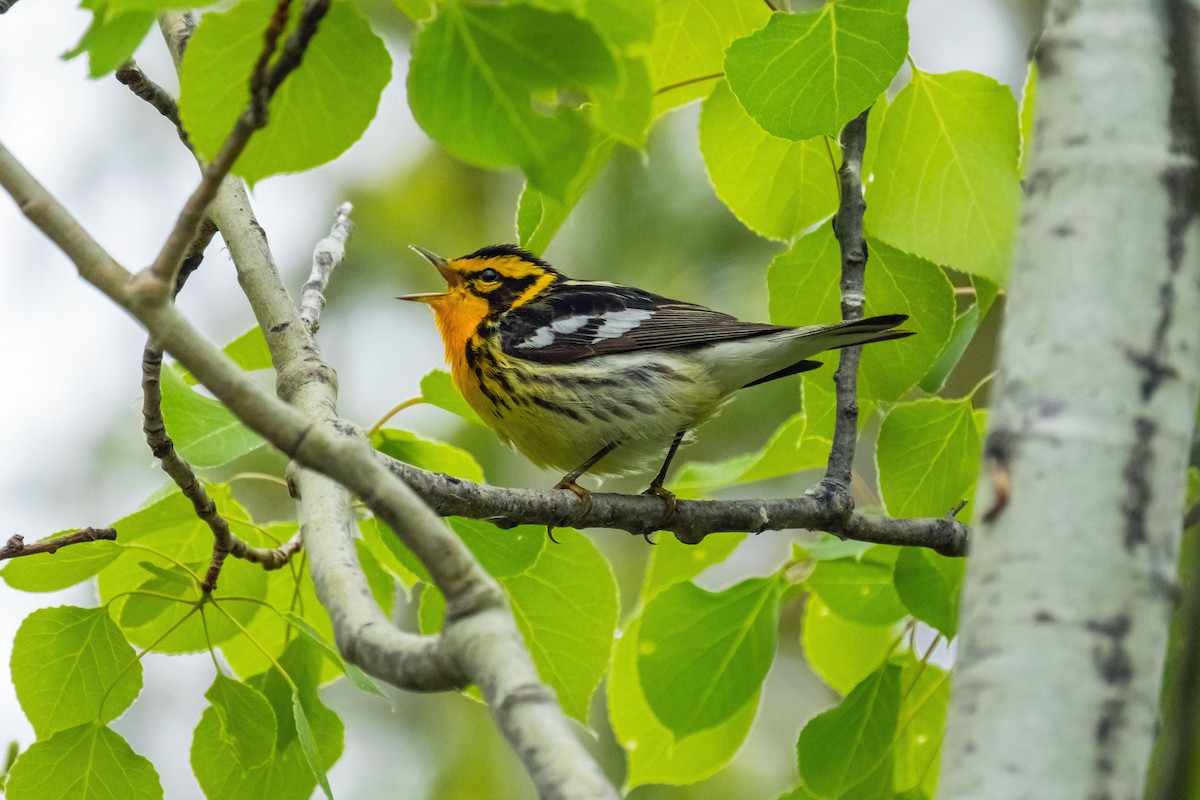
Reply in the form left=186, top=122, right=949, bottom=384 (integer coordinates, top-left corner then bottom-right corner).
left=551, top=315, right=590, bottom=335
left=515, top=309, right=652, bottom=350
left=590, top=309, right=652, bottom=342
left=517, top=326, right=555, bottom=349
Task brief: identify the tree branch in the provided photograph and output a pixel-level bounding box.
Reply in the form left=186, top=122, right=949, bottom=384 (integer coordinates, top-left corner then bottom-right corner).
left=120, top=19, right=618, bottom=792
left=115, top=62, right=190, bottom=150
left=299, top=202, right=352, bottom=334
left=0, top=528, right=117, bottom=561
left=819, top=107, right=871, bottom=495
left=380, top=455, right=969, bottom=556
left=145, top=0, right=329, bottom=295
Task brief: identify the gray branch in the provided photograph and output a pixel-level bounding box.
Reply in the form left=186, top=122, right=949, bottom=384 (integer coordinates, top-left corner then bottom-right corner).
left=299, top=202, right=353, bottom=334
left=380, top=455, right=969, bottom=557
left=0, top=527, right=117, bottom=560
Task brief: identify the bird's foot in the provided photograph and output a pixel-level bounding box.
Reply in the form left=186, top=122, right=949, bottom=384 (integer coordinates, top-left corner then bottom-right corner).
left=548, top=477, right=593, bottom=543
left=638, top=482, right=677, bottom=544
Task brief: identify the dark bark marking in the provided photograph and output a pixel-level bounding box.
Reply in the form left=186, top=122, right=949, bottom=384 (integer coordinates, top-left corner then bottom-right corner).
left=1121, top=417, right=1156, bottom=552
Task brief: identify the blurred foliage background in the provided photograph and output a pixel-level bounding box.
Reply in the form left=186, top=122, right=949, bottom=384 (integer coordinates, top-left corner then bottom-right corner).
left=0, top=1, right=1044, bottom=797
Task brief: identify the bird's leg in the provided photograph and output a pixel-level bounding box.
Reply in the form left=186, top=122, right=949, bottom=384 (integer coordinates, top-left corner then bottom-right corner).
left=548, top=441, right=620, bottom=542
left=639, top=429, right=686, bottom=541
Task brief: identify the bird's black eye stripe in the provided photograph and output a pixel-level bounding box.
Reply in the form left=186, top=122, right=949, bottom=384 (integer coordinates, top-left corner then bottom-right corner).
left=478, top=268, right=500, bottom=282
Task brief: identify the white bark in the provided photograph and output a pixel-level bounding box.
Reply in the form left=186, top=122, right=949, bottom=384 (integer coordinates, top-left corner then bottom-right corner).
left=941, top=1, right=1200, bottom=798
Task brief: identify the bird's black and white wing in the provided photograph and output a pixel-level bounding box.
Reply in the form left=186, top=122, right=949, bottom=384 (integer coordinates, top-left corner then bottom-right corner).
left=498, top=280, right=786, bottom=364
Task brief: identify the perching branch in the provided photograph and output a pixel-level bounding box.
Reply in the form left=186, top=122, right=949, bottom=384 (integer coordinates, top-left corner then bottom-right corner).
left=0, top=528, right=117, bottom=561
left=380, top=455, right=969, bottom=556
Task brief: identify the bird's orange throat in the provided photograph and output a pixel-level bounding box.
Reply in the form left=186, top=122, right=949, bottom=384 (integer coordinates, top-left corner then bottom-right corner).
left=421, top=289, right=487, bottom=360
left=423, top=289, right=492, bottom=400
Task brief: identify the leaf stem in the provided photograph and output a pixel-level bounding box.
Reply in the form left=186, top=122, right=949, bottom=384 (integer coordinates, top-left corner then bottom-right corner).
left=654, top=72, right=724, bottom=96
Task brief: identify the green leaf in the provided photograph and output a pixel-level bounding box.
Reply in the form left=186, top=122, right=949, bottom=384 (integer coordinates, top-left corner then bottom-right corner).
left=12, top=607, right=143, bottom=737
left=419, top=369, right=482, bottom=426
left=768, top=228, right=956, bottom=403
left=359, top=517, right=430, bottom=587
left=796, top=535, right=874, bottom=562
left=1020, top=61, right=1038, bottom=177
left=219, top=523, right=346, bottom=682
left=591, top=56, right=653, bottom=147
left=292, top=692, right=333, bottom=800
left=193, top=638, right=343, bottom=800
left=408, top=3, right=617, bottom=200
left=5, top=723, right=162, bottom=800
left=725, top=0, right=908, bottom=140
left=205, top=674, right=276, bottom=770
left=582, top=0, right=658, bottom=48
left=282, top=613, right=388, bottom=698
left=639, top=576, right=781, bottom=736
left=63, top=4, right=155, bottom=78
left=804, top=546, right=907, bottom=626
left=647, top=0, right=770, bottom=114
left=894, top=657, right=950, bottom=795
left=1, top=531, right=122, bottom=593
left=517, top=137, right=617, bottom=253
left=501, top=527, right=618, bottom=723
left=413, top=525, right=614, bottom=721
left=393, top=0, right=433, bottom=22
left=641, top=533, right=747, bottom=602
left=95, top=488, right=268, bottom=654
left=802, top=595, right=897, bottom=694
left=699, top=79, right=839, bottom=241
left=184, top=328, right=274, bottom=386
left=877, top=397, right=981, bottom=519
left=797, top=662, right=901, bottom=797
left=866, top=70, right=1022, bottom=283
left=224, top=327, right=274, bottom=373
left=894, top=548, right=964, bottom=638
left=452, top=517, right=546, bottom=578
left=179, top=0, right=392, bottom=184
left=610, top=617, right=759, bottom=788
left=670, top=412, right=830, bottom=496
left=105, top=0, right=205, bottom=9
left=775, top=786, right=823, bottom=800
left=371, top=428, right=484, bottom=483
left=160, top=363, right=266, bottom=468
left=918, top=300, right=982, bottom=395
left=108, top=559, right=265, bottom=654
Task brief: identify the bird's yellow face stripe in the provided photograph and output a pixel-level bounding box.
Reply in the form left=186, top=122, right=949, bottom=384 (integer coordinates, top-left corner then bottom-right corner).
left=510, top=270, right=556, bottom=310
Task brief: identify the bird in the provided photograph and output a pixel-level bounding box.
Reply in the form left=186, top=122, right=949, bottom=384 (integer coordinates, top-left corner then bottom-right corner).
left=399, top=243, right=912, bottom=533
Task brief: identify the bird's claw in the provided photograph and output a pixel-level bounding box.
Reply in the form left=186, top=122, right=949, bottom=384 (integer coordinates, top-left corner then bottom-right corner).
left=548, top=478, right=593, bottom=543
left=636, top=482, right=677, bottom=544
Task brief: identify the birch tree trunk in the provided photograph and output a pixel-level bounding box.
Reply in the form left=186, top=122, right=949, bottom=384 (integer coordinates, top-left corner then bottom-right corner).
left=940, top=1, right=1200, bottom=797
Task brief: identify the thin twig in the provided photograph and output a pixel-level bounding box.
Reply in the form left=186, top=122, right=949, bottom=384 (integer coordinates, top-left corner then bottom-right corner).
left=299, top=202, right=353, bottom=334
left=114, top=62, right=191, bottom=150
left=0, top=528, right=117, bottom=561
left=822, top=108, right=871, bottom=490
left=143, top=0, right=330, bottom=295
left=140, top=222, right=299, bottom=591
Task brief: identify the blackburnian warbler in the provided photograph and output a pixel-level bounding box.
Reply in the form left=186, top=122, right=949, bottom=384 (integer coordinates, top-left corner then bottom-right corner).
left=400, top=244, right=911, bottom=517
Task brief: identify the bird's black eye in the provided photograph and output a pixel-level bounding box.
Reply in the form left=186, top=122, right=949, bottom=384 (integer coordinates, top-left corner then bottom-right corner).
left=478, top=268, right=500, bottom=283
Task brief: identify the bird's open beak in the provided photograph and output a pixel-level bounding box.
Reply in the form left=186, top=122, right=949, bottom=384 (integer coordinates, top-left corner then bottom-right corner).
left=397, top=245, right=458, bottom=302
